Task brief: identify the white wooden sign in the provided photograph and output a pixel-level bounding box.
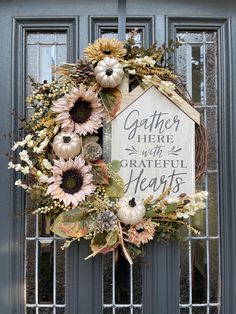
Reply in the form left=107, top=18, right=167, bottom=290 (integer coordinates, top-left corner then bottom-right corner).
left=111, top=86, right=197, bottom=198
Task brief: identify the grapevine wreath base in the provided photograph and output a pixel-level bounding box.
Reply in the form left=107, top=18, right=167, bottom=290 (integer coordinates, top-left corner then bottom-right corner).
left=9, top=31, right=208, bottom=264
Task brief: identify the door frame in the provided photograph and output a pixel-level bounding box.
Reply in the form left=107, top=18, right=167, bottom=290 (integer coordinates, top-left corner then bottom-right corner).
left=2, top=12, right=235, bottom=313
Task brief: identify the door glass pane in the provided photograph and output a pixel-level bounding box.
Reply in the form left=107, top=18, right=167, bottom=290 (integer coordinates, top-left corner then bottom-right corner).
left=101, top=29, right=142, bottom=47
left=103, top=251, right=143, bottom=314
left=176, top=31, right=220, bottom=313
left=26, top=308, right=37, bottom=314
left=25, top=31, right=67, bottom=314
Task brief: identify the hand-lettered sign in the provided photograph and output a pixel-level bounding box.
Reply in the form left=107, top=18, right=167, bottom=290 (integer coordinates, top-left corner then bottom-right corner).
left=111, top=85, right=199, bottom=198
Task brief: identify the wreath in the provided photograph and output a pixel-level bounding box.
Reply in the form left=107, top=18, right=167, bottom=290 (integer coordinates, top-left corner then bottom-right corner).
left=9, top=30, right=208, bottom=264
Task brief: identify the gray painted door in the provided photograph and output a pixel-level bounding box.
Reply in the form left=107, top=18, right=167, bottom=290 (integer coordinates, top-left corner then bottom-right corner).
left=0, top=1, right=236, bottom=313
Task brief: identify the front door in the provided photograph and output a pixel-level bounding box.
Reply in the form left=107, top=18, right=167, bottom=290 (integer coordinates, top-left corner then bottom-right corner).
left=1, top=1, right=235, bottom=313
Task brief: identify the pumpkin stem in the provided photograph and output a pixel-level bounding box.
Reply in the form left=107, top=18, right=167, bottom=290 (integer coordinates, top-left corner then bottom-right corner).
left=63, top=136, right=71, bottom=143
left=129, top=197, right=136, bottom=207
left=105, top=68, right=113, bottom=76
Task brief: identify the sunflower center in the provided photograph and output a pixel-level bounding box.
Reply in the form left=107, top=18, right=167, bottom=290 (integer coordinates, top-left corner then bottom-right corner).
left=63, top=136, right=71, bottom=143
left=61, top=169, right=83, bottom=194
left=69, top=99, right=92, bottom=124
left=136, top=227, right=145, bottom=233
left=103, top=50, right=112, bottom=55
left=129, top=197, right=136, bottom=207
left=105, top=68, right=113, bottom=76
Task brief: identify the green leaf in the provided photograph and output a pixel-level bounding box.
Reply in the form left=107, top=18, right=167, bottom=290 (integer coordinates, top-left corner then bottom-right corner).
left=106, top=231, right=118, bottom=247
left=105, top=173, right=125, bottom=198
left=126, top=242, right=143, bottom=258
left=90, top=232, right=107, bottom=252
left=100, top=88, right=122, bottom=120
left=165, top=203, right=178, bottom=213
left=100, top=89, right=115, bottom=110
left=51, top=207, right=89, bottom=238
left=82, top=135, right=99, bottom=145
left=109, top=160, right=121, bottom=172
left=92, top=232, right=107, bottom=245
left=144, top=209, right=156, bottom=218
left=91, top=231, right=119, bottom=255
left=91, top=160, right=109, bottom=185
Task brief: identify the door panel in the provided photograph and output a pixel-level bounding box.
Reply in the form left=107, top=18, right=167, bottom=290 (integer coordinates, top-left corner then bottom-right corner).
left=175, top=29, right=220, bottom=313
left=11, top=18, right=78, bottom=314
left=0, top=1, right=236, bottom=313
left=25, top=30, right=68, bottom=312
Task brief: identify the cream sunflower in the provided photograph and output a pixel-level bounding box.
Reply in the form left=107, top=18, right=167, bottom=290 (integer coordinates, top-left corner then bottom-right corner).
left=46, top=156, right=95, bottom=207
left=127, top=219, right=155, bottom=247
left=84, top=38, right=127, bottom=63
left=51, top=85, right=104, bottom=136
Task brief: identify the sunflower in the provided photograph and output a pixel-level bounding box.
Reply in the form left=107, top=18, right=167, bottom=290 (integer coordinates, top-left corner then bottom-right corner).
left=84, top=38, right=127, bottom=64
left=46, top=156, right=95, bottom=207
left=127, top=219, right=155, bottom=247
left=51, top=85, right=104, bottom=136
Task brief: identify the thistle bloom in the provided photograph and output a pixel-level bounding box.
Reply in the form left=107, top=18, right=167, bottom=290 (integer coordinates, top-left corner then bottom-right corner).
left=46, top=156, right=95, bottom=207
left=96, top=210, right=118, bottom=232
left=51, top=85, right=104, bottom=136
left=127, top=219, right=155, bottom=247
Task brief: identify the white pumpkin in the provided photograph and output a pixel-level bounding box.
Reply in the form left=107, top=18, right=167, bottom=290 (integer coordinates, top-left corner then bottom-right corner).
left=117, top=196, right=146, bottom=225
left=52, top=132, right=82, bottom=160
left=94, top=57, right=124, bottom=88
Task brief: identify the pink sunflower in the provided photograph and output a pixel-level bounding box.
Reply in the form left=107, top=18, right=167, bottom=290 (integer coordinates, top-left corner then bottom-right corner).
left=51, top=85, right=104, bottom=136
left=46, top=156, right=95, bottom=207
left=127, top=219, right=155, bottom=247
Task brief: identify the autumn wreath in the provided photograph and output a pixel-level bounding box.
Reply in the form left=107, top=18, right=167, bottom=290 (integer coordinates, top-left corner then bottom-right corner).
left=9, top=30, right=207, bottom=264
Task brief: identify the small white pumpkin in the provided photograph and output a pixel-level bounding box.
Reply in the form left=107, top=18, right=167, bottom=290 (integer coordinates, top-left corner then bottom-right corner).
left=117, top=196, right=146, bottom=225
left=94, top=57, right=124, bottom=88
left=52, top=132, right=82, bottom=160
